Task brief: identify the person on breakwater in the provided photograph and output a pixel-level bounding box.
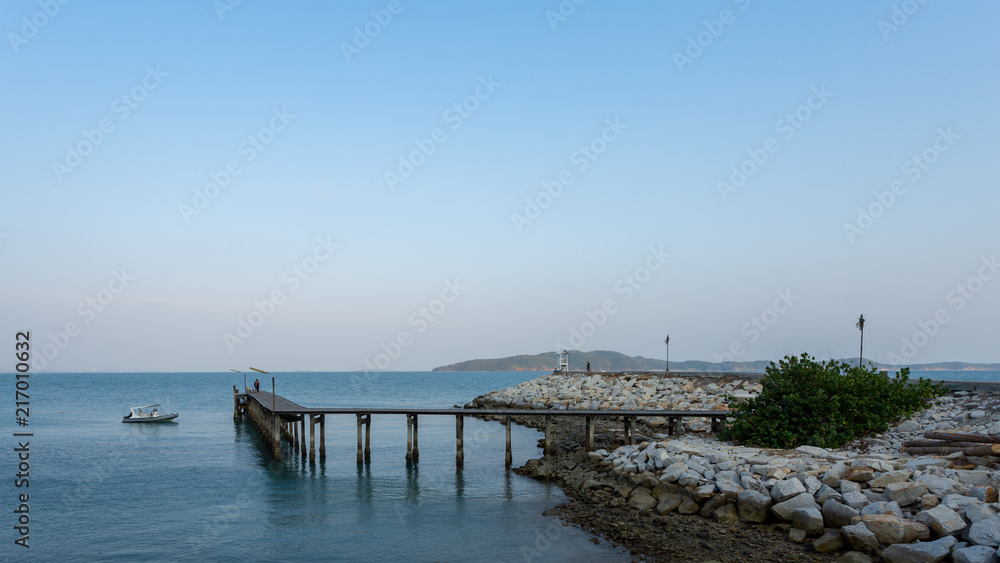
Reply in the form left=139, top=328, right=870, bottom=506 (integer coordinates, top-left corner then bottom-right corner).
left=586, top=361, right=591, bottom=372
left=254, top=379, right=260, bottom=393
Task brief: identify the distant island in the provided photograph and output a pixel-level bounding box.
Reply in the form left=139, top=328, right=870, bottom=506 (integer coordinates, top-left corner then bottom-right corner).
left=432, top=350, right=1000, bottom=373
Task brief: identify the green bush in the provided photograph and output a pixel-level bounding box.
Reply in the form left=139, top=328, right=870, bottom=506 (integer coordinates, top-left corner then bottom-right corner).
left=719, top=353, right=946, bottom=449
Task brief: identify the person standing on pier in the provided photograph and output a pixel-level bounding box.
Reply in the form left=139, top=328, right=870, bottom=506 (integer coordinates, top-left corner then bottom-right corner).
left=254, top=379, right=260, bottom=393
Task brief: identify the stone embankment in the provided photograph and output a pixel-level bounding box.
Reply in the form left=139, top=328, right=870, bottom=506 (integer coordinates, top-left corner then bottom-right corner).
left=473, top=371, right=1000, bottom=563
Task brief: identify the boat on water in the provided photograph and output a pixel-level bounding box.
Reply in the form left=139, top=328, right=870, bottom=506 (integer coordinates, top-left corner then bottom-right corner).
left=122, top=404, right=178, bottom=423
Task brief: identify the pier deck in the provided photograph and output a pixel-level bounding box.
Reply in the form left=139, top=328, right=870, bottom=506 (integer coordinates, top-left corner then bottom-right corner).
left=234, top=388, right=727, bottom=466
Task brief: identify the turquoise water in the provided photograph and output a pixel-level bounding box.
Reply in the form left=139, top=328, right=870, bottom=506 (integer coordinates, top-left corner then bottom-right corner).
left=0, top=372, right=629, bottom=562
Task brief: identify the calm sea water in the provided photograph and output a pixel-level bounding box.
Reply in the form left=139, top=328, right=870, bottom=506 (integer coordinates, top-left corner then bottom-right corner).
left=0, top=372, right=630, bottom=562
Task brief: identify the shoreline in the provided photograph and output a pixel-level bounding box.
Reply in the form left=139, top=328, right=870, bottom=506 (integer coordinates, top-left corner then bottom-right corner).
left=472, top=371, right=1000, bottom=562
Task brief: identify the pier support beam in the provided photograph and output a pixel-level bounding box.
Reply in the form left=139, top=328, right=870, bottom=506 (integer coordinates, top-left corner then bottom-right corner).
left=357, top=414, right=366, bottom=463
left=456, top=415, right=464, bottom=466
left=272, top=413, right=281, bottom=461
left=584, top=416, right=594, bottom=452
left=405, top=414, right=420, bottom=462
left=544, top=415, right=552, bottom=457
left=505, top=416, right=512, bottom=468
left=309, top=414, right=316, bottom=463
left=300, top=416, right=306, bottom=459
left=364, top=415, right=371, bottom=461
left=319, top=414, right=326, bottom=461
left=405, top=414, right=413, bottom=461
left=624, top=417, right=635, bottom=445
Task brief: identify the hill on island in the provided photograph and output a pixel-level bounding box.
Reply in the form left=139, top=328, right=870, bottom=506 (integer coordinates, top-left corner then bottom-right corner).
left=432, top=350, right=771, bottom=372
left=432, top=351, right=1000, bottom=373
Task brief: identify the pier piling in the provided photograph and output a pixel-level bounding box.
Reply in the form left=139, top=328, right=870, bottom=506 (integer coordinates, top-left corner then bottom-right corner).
left=505, top=416, right=512, bottom=468
left=456, top=415, right=464, bottom=466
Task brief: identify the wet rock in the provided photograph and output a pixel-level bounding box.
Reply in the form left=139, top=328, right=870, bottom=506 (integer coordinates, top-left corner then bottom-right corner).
left=791, top=506, right=825, bottom=536
left=655, top=493, right=683, bottom=514
left=840, top=522, right=880, bottom=552
left=880, top=535, right=956, bottom=563
left=737, top=490, right=771, bottom=523
left=952, top=545, right=1000, bottom=563
left=813, top=529, right=845, bottom=554
left=823, top=499, right=860, bottom=528
left=835, top=552, right=872, bottom=563
left=713, top=502, right=739, bottom=524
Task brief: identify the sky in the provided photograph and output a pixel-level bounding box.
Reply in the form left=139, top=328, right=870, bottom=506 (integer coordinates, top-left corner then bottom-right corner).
left=2, top=1, right=999, bottom=372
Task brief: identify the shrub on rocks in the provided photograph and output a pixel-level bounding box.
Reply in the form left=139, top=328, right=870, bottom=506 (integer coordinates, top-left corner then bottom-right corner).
left=719, top=353, right=946, bottom=449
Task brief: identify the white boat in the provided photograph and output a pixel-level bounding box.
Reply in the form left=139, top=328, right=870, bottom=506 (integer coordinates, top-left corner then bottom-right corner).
left=122, top=404, right=178, bottom=423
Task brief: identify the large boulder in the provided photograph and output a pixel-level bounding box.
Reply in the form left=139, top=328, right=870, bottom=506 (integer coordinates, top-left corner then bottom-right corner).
left=885, top=482, right=930, bottom=506
left=823, top=499, right=860, bottom=528
left=656, top=493, right=683, bottom=514
left=771, top=478, right=807, bottom=503
left=869, top=471, right=913, bottom=488
left=628, top=490, right=657, bottom=511
left=916, top=505, right=967, bottom=537
left=737, top=490, right=771, bottom=523
left=813, top=530, right=845, bottom=554
left=840, top=522, right=880, bottom=552
left=853, top=514, right=921, bottom=544
left=968, top=514, right=1000, bottom=547
left=952, top=545, right=1000, bottom=563
left=792, top=507, right=825, bottom=536
left=772, top=492, right=821, bottom=522
left=880, top=535, right=957, bottom=563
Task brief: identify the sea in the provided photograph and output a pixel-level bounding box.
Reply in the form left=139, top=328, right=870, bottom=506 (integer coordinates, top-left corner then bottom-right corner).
left=0, top=372, right=631, bottom=562
left=3, top=369, right=998, bottom=562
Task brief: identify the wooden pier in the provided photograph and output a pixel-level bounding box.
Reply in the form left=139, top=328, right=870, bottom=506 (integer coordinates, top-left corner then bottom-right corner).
left=233, top=387, right=727, bottom=466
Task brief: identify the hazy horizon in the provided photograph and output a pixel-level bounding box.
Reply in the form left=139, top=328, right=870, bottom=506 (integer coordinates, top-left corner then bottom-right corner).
left=3, top=2, right=998, bottom=372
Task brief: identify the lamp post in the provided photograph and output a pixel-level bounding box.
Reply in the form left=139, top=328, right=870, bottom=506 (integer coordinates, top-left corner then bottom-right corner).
left=664, top=335, right=670, bottom=373
left=230, top=369, right=245, bottom=392
left=856, top=315, right=865, bottom=368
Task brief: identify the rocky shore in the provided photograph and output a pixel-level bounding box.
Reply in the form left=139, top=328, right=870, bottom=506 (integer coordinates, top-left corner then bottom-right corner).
left=471, top=371, right=1000, bottom=563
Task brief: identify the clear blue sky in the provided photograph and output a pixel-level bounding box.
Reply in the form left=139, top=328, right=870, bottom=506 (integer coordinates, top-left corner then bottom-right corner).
left=2, top=1, right=998, bottom=372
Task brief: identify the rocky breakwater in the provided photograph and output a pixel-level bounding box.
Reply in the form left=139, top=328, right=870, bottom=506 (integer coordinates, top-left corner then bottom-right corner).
left=473, top=371, right=756, bottom=432
left=482, top=372, right=1000, bottom=562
